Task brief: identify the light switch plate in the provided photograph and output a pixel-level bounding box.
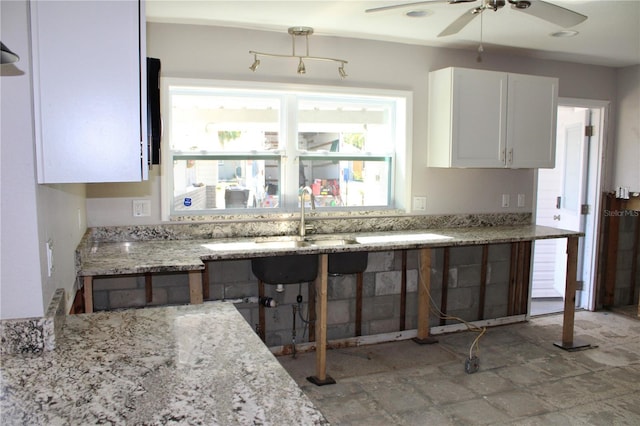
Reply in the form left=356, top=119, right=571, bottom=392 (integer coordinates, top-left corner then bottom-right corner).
left=413, top=196, right=426, bottom=211
left=517, top=194, right=525, bottom=208
left=501, top=194, right=510, bottom=208
left=133, top=199, right=151, bottom=217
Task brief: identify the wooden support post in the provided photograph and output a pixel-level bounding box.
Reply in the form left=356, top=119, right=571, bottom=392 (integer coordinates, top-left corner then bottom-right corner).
left=520, top=242, right=532, bottom=315
left=307, top=254, right=335, bottom=385
left=413, top=247, right=437, bottom=344
left=439, top=248, right=450, bottom=326
left=554, top=236, right=592, bottom=351
left=399, top=250, right=407, bottom=331
left=478, top=245, right=488, bottom=320
left=202, top=263, right=210, bottom=301
left=145, top=273, right=153, bottom=304
left=356, top=272, right=363, bottom=336
left=508, top=243, right=518, bottom=316
left=83, top=276, right=94, bottom=313
left=188, top=270, right=204, bottom=304
left=258, top=279, right=266, bottom=342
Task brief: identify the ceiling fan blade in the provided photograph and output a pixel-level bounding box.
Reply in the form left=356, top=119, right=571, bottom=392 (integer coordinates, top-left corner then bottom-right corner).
left=365, top=0, right=474, bottom=14
left=513, top=0, right=587, bottom=28
left=438, top=7, right=481, bottom=37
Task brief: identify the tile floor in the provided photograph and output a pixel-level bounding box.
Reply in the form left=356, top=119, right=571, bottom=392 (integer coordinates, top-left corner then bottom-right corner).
left=278, top=311, right=640, bottom=425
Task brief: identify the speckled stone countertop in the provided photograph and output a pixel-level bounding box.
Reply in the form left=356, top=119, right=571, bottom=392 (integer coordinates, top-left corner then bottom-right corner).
left=77, top=224, right=582, bottom=277
left=0, top=302, right=328, bottom=425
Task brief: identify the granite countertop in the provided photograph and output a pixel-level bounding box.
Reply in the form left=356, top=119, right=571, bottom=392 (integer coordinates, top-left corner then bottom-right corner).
left=0, top=302, right=328, bottom=425
left=77, top=224, right=583, bottom=277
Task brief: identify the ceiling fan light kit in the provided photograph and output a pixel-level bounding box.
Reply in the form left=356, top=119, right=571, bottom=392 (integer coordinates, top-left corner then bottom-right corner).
left=248, top=26, right=349, bottom=79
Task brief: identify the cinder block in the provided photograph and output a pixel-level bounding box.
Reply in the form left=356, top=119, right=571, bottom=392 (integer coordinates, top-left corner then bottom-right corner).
left=224, top=282, right=258, bottom=299
left=406, top=250, right=419, bottom=270
left=149, top=288, right=168, bottom=306
left=93, top=291, right=109, bottom=311
left=92, top=276, right=139, bottom=291
left=457, top=264, right=482, bottom=288
left=450, top=246, right=483, bottom=266
left=484, top=304, right=508, bottom=319
left=488, top=244, right=511, bottom=262
left=211, top=260, right=252, bottom=283
left=484, top=282, right=509, bottom=307
left=109, top=289, right=146, bottom=309
left=148, top=272, right=188, bottom=288
left=368, top=318, right=399, bottom=335
left=167, top=286, right=190, bottom=304
left=362, top=295, right=395, bottom=320
left=327, top=323, right=355, bottom=340
left=407, top=269, right=418, bottom=292
left=448, top=267, right=459, bottom=288
left=328, top=275, right=356, bottom=299
left=446, top=288, right=475, bottom=311
left=327, top=299, right=352, bottom=325
left=375, top=271, right=402, bottom=296
left=487, top=261, right=510, bottom=285
left=363, top=272, right=376, bottom=297
left=366, top=251, right=394, bottom=272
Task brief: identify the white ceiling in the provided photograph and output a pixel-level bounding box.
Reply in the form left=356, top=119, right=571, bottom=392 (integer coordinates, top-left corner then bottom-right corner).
left=146, top=0, right=640, bottom=68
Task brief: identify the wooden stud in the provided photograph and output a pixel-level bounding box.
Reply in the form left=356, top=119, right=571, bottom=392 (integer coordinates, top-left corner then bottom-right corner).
left=554, top=236, right=592, bottom=351
left=188, top=270, right=203, bottom=304
left=355, top=271, right=363, bottom=336
left=413, top=247, right=437, bottom=344
left=399, top=250, right=407, bottom=331
left=520, top=241, right=532, bottom=315
left=439, top=248, right=450, bottom=326
left=145, top=273, right=153, bottom=304
left=307, top=254, right=335, bottom=385
left=83, top=276, right=94, bottom=313
left=507, top=243, right=518, bottom=316
left=478, top=245, right=488, bottom=320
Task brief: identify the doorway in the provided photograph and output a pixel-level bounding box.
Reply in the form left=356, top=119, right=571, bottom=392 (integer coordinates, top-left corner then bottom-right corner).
left=531, top=99, right=608, bottom=316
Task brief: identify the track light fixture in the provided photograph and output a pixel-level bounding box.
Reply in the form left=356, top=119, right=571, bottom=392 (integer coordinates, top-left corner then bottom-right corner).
left=249, top=27, right=349, bottom=78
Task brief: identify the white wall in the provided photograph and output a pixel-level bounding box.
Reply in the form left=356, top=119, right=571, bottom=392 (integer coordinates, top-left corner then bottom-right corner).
left=613, top=65, right=640, bottom=191
left=1, top=0, right=86, bottom=320
left=86, top=23, right=619, bottom=225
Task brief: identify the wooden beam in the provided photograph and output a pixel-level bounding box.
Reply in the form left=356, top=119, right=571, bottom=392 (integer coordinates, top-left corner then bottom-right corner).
left=413, top=247, right=437, bottom=344
left=554, top=236, right=592, bottom=351
left=604, top=195, right=621, bottom=307
left=307, top=254, right=335, bottom=385
left=188, top=270, right=204, bottom=304
left=83, top=276, right=93, bottom=313
left=439, top=248, right=450, bottom=326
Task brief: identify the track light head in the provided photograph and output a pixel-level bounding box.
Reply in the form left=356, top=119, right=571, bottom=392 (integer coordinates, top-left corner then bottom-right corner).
left=297, top=57, right=306, bottom=74
left=338, top=64, right=347, bottom=79
left=249, top=55, right=260, bottom=72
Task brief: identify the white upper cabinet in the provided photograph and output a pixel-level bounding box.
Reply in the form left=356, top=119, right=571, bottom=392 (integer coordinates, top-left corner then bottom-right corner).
left=30, top=0, right=147, bottom=183
left=427, top=67, right=557, bottom=169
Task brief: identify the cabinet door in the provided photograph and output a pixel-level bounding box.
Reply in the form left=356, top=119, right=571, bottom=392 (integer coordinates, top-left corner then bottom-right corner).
left=31, top=1, right=147, bottom=183
left=506, top=74, right=558, bottom=168
left=450, top=68, right=507, bottom=168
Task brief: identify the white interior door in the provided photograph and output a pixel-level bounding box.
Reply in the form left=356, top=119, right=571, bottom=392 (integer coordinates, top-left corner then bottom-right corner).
left=533, top=107, right=590, bottom=298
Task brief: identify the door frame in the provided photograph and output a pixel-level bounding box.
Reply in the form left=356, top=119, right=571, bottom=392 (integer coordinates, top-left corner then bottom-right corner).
left=532, top=97, right=610, bottom=312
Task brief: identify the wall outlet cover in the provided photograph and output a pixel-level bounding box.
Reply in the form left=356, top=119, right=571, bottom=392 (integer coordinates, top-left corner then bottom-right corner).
left=501, top=194, right=510, bottom=208
left=133, top=199, right=151, bottom=217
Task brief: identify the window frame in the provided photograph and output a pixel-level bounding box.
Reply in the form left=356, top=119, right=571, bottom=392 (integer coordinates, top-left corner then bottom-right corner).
left=161, top=78, right=412, bottom=220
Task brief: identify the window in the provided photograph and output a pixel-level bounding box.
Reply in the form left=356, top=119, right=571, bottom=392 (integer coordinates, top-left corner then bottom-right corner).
left=162, top=79, right=411, bottom=218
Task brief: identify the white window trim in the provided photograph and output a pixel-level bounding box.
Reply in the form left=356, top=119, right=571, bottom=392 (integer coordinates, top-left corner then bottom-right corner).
left=160, top=78, right=413, bottom=221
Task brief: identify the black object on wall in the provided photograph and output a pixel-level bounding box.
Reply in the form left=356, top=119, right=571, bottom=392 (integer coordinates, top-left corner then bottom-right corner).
left=147, top=57, right=161, bottom=165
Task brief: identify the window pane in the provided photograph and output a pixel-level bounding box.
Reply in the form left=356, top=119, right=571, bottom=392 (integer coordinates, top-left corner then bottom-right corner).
left=170, top=90, right=280, bottom=152
left=173, top=158, right=280, bottom=212
left=299, top=158, right=390, bottom=207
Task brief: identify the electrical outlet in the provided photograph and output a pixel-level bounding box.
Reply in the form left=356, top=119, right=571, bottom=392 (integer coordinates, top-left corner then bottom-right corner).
left=465, top=356, right=480, bottom=374
left=517, top=194, right=525, bottom=208
left=133, top=199, right=151, bottom=217
left=501, top=194, right=510, bottom=208
left=413, top=196, right=426, bottom=211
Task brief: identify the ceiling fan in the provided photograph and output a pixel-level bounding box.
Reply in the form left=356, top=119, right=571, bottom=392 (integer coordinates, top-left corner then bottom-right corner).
left=365, top=0, right=588, bottom=37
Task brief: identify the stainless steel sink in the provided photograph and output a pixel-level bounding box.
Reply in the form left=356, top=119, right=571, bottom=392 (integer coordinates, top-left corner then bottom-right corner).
left=307, top=238, right=359, bottom=247
left=254, top=239, right=311, bottom=249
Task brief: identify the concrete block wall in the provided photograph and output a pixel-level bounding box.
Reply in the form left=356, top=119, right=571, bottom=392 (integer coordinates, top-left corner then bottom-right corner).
left=91, top=244, right=517, bottom=347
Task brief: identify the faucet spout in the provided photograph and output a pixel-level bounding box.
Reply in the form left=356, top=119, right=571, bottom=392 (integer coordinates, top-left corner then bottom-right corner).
left=299, top=186, right=316, bottom=237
